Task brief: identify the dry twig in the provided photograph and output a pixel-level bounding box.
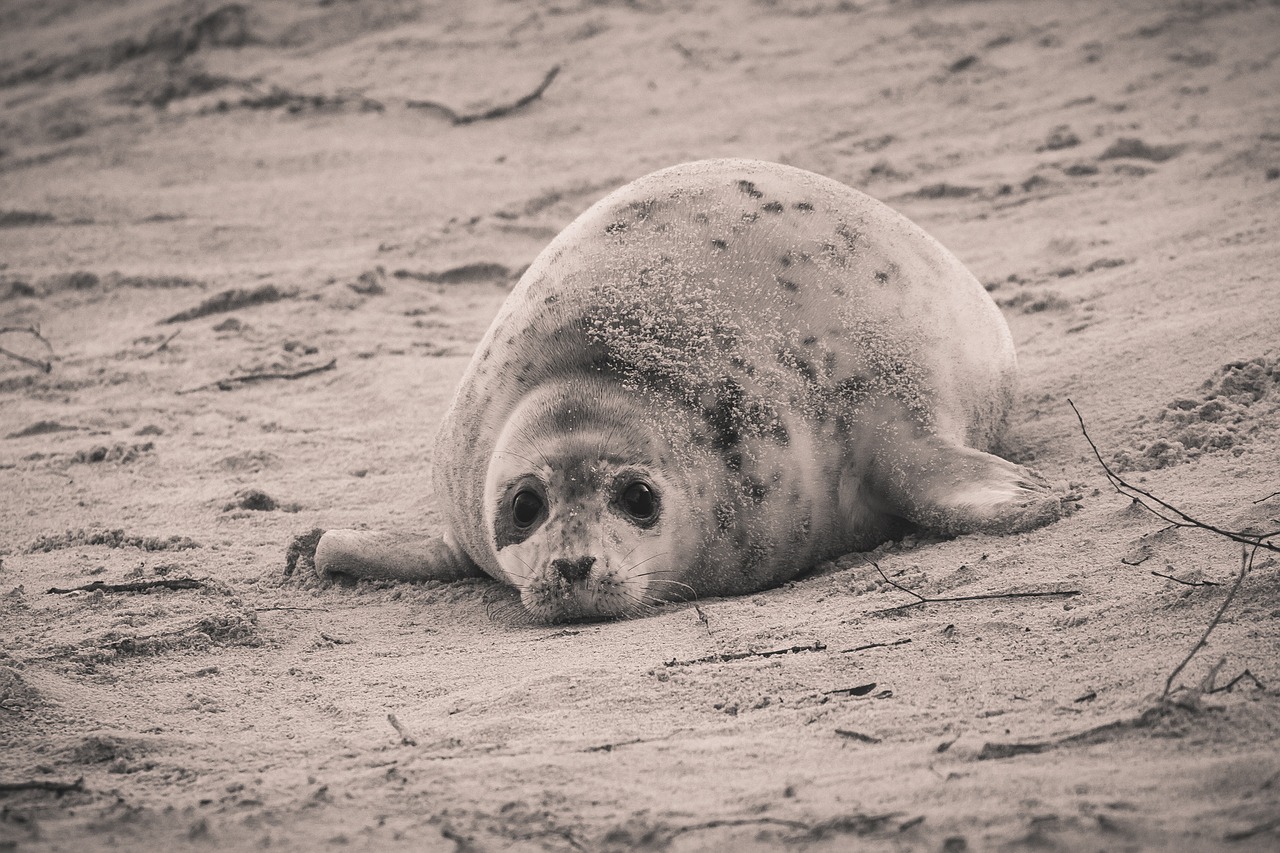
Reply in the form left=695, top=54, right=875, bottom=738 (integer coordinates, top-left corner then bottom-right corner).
left=1150, top=570, right=1218, bottom=587
left=46, top=578, right=203, bottom=594
left=1069, top=400, right=1278, bottom=697
left=839, top=637, right=912, bottom=654
left=177, top=358, right=336, bottom=394
left=1161, top=545, right=1257, bottom=700
left=141, top=329, right=181, bottom=357
left=664, top=641, right=825, bottom=668
left=0, top=777, right=85, bottom=794
left=407, top=65, right=561, bottom=124
left=867, top=561, right=1078, bottom=615
left=834, top=729, right=881, bottom=743
left=694, top=604, right=713, bottom=636
left=0, top=325, right=53, bottom=372
left=387, top=713, right=418, bottom=746
left=1068, top=400, right=1280, bottom=553
left=1207, top=669, right=1264, bottom=694
left=825, top=683, right=878, bottom=697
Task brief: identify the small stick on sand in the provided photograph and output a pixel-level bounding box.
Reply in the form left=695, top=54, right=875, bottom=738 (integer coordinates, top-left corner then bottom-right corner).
left=407, top=65, right=561, bottom=125
left=694, top=604, right=713, bottom=636
left=866, top=560, right=1078, bottom=615
left=1150, top=570, right=1218, bottom=587
left=0, top=777, right=85, bottom=794
left=47, top=578, right=204, bottom=595
left=177, top=358, right=336, bottom=394
left=0, top=325, right=53, bottom=373
left=1068, top=400, right=1280, bottom=554
left=839, top=638, right=912, bottom=654
left=664, top=641, right=826, bottom=668
left=1161, top=544, right=1257, bottom=700
left=142, top=329, right=181, bottom=357
left=387, top=713, right=418, bottom=746
left=834, top=728, right=881, bottom=743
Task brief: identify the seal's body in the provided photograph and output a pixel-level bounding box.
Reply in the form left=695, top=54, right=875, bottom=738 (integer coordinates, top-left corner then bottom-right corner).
left=317, top=159, right=1062, bottom=622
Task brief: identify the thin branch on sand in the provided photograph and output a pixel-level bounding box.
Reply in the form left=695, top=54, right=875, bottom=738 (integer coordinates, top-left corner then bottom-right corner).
left=141, top=329, right=181, bottom=358
left=47, top=578, right=204, bottom=595
left=663, top=641, right=826, bottom=668
left=866, top=560, right=1078, bottom=615
left=1068, top=401, right=1278, bottom=699
left=387, top=713, right=418, bottom=746
left=1161, top=545, right=1257, bottom=700
left=0, top=777, right=85, bottom=794
left=407, top=65, right=561, bottom=125
left=0, top=325, right=53, bottom=372
left=1150, top=570, right=1218, bottom=587
left=177, top=358, right=336, bottom=394
left=1068, top=399, right=1280, bottom=553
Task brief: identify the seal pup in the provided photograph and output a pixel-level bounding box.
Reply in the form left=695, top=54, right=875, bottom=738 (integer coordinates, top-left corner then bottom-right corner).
left=316, top=159, right=1063, bottom=622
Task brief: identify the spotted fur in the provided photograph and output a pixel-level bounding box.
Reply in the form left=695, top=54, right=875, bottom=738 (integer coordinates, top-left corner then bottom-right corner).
left=316, top=159, right=1063, bottom=622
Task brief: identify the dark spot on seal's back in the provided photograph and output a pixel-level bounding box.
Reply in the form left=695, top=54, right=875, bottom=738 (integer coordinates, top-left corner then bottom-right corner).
left=544, top=294, right=558, bottom=304
left=710, top=238, right=728, bottom=251
left=776, top=276, right=799, bottom=293
left=606, top=221, right=628, bottom=235
left=693, top=212, right=710, bottom=224
left=741, top=211, right=758, bottom=224
left=823, top=352, right=837, bottom=377
left=763, top=201, right=784, bottom=214
left=743, top=476, right=769, bottom=503
left=802, top=336, right=818, bottom=346
left=836, top=223, right=861, bottom=252
left=703, top=377, right=746, bottom=452
left=715, top=503, right=735, bottom=531
left=834, top=375, right=873, bottom=404
left=770, top=420, right=790, bottom=445
left=625, top=199, right=658, bottom=221
left=779, top=253, right=792, bottom=268
left=777, top=347, right=817, bottom=383
left=795, top=202, right=814, bottom=211
left=737, top=180, right=763, bottom=199
left=875, top=270, right=889, bottom=283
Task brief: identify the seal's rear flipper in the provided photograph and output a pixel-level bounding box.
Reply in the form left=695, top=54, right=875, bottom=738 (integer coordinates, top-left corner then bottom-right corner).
left=315, top=529, right=484, bottom=582
left=872, top=436, right=1065, bottom=536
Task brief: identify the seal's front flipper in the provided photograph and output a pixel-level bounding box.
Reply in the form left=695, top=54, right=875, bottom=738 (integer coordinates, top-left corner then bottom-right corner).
left=872, top=436, right=1064, bottom=536
left=315, top=529, right=484, bottom=582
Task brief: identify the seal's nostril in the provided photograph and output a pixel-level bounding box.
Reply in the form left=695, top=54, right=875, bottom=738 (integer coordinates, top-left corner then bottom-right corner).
left=551, top=556, right=596, bottom=583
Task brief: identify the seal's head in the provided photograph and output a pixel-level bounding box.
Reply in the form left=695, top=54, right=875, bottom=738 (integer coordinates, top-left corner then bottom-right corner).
left=483, top=377, right=706, bottom=622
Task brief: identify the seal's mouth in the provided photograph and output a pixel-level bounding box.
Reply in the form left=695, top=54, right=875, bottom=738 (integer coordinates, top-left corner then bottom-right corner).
left=487, top=557, right=652, bottom=624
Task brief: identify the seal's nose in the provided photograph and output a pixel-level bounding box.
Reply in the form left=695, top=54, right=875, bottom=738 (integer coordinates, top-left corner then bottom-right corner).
left=551, top=556, right=595, bottom=583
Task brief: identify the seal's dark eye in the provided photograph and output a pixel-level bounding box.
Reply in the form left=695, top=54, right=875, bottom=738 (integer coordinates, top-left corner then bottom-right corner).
left=620, top=481, right=658, bottom=523
left=512, top=490, right=543, bottom=529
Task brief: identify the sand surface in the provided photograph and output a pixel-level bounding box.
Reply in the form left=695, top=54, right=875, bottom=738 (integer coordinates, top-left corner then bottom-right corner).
left=2, top=1, right=1279, bottom=850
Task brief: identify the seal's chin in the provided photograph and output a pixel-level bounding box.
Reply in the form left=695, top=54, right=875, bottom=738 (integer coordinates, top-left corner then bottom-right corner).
left=517, top=561, right=649, bottom=623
